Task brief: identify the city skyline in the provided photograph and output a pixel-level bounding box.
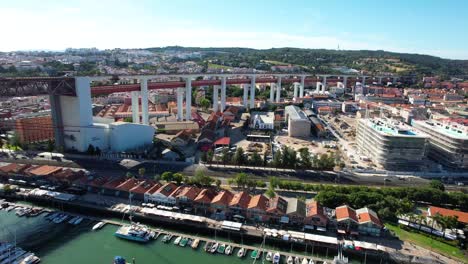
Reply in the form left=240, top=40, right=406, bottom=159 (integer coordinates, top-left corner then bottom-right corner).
left=2, top=0, right=468, bottom=59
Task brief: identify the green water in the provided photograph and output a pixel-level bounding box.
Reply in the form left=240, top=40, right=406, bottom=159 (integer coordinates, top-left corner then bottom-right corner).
left=0, top=210, right=354, bottom=264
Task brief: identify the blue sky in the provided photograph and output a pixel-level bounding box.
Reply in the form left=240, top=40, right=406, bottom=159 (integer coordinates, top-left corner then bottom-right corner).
left=1, top=0, right=468, bottom=59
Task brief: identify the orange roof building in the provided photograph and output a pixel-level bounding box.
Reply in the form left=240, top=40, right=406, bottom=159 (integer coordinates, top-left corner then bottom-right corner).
left=428, top=206, right=468, bottom=224
left=229, top=191, right=251, bottom=209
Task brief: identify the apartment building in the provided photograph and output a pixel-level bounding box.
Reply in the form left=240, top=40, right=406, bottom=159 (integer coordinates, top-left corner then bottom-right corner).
left=356, top=118, right=429, bottom=170
left=412, top=120, right=467, bottom=169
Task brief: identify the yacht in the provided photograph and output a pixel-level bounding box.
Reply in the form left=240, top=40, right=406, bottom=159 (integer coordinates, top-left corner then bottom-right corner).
left=224, top=245, right=233, bottom=255
left=191, top=239, right=200, bottom=249
left=294, top=256, right=301, bottom=264
left=266, top=252, right=273, bottom=262
left=173, top=236, right=182, bottom=245
left=273, top=252, right=281, bottom=264
left=209, top=242, right=218, bottom=253
left=92, top=222, right=105, bottom=230
left=287, top=256, right=294, bottom=264
left=302, top=258, right=309, bottom=264
left=161, top=234, right=171, bottom=243
left=114, top=223, right=152, bottom=243
left=14, top=253, right=40, bottom=264
left=308, top=259, right=315, bottom=264
left=237, top=247, right=246, bottom=258
left=216, top=244, right=226, bottom=254
left=204, top=242, right=212, bottom=252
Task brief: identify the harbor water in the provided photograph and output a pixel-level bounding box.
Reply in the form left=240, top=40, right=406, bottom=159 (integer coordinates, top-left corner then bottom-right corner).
left=0, top=209, right=362, bottom=264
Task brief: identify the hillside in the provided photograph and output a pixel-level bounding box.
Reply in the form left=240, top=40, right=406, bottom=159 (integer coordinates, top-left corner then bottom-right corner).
left=147, top=46, right=468, bottom=78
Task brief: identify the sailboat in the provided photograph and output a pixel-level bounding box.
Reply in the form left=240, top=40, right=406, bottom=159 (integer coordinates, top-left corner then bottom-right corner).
left=114, top=195, right=151, bottom=243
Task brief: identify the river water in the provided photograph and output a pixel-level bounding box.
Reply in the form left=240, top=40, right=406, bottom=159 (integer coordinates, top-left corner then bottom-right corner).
left=0, top=209, right=363, bottom=264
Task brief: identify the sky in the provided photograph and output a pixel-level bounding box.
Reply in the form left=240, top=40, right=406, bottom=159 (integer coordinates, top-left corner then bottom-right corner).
left=1, top=0, right=468, bottom=59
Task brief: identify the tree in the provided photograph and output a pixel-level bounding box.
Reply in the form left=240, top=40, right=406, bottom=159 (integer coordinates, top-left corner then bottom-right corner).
left=47, top=139, right=55, bottom=152
left=269, top=176, right=280, bottom=188
left=265, top=186, right=276, bottom=198
left=232, top=147, right=246, bottom=165
left=250, top=151, right=263, bottom=166
left=126, top=172, right=134, bottom=179
left=193, top=168, right=214, bottom=187
left=138, top=168, right=146, bottom=177
left=221, top=148, right=231, bottom=164
left=215, top=179, right=221, bottom=189
left=272, top=151, right=282, bottom=168
left=123, top=117, right=132, bottom=123
left=199, top=98, right=211, bottom=111
left=298, top=148, right=312, bottom=169
left=231, top=172, right=249, bottom=189
left=161, top=171, right=174, bottom=182
left=173, top=173, right=184, bottom=185
left=206, top=149, right=214, bottom=163
left=429, top=180, right=445, bottom=191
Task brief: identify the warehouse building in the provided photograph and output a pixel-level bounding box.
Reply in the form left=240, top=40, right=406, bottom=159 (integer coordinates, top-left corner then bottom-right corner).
left=285, top=106, right=311, bottom=137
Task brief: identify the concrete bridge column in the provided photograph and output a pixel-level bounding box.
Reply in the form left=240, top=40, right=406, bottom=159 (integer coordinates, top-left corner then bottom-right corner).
left=185, top=78, right=192, bottom=120
left=299, top=76, right=305, bottom=98
left=177, top=88, right=184, bottom=121
left=275, top=77, right=282, bottom=103
left=362, top=76, right=367, bottom=86
left=140, top=78, right=149, bottom=125
left=131, top=91, right=140, bottom=123
left=213, top=84, right=219, bottom=112
left=293, top=82, right=299, bottom=99
left=243, top=84, right=248, bottom=107
left=343, top=76, right=348, bottom=89
left=322, top=76, right=327, bottom=92
left=220, top=77, right=226, bottom=111
left=378, top=76, right=383, bottom=84
left=249, top=75, right=256, bottom=109
left=316, top=82, right=321, bottom=93
left=270, top=83, right=275, bottom=102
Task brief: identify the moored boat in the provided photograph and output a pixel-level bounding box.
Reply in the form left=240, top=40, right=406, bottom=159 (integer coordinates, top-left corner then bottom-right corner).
left=204, top=241, right=212, bottom=252
left=287, top=256, right=294, bottom=264
left=209, top=242, right=218, bottom=254
left=302, top=258, right=309, bottom=264
left=294, top=256, right=301, bottom=264
left=250, top=249, right=261, bottom=259
left=179, top=237, right=188, bottom=247
left=115, top=223, right=152, bottom=243
left=173, top=236, right=181, bottom=245
left=308, top=259, right=315, bottom=264
left=191, top=239, right=200, bottom=249
left=266, top=252, right=273, bottom=262
left=92, top=221, right=105, bottom=230
left=273, top=252, right=281, bottom=264
left=73, top=217, right=84, bottom=225
left=224, top=245, right=233, bottom=255
left=237, top=247, right=246, bottom=258
left=216, top=244, right=226, bottom=254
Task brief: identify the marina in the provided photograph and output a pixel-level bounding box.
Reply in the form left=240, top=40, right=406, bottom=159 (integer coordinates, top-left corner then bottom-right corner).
left=0, top=201, right=352, bottom=264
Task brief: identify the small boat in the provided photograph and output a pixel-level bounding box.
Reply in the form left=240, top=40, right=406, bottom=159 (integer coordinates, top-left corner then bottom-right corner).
left=115, top=223, right=152, bottom=243
left=237, top=247, right=246, bottom=258
left=173, top=236, right=182, bottom=245
left=287, top=256, right=294, bottom=264
left=179, top=237, right=189, bottom=247
left=217, top=244, right=226, bottom=254
left=250, top=249, right=261, bottom=259
left=210, top=242, right=218, bottom=254
left=294, top=257, right=301, bottom=264
left=27, top=208, right=42, bottom=217
left=266, top=252, right=273, bottom=262
left=224, top=245, right=233, bottom=255
left=187, top=239, right=193, bottom=247
left=113, top=256, right=126, bottom=264
left=161, top=235, right=171, bottom=243
left=273, top=252, right=281, bottom=264
left=15, top=253, right=41, bottom=264
left=53, top=214, right=69, bottom=224
left=302, top=258, right=309, bottom=264
left=92, top=221, right=105, bottom=230
left=191, top=239, right=200, bottom=249
left=204, top=241, right=212, bottom=252
left=308, top=259, right=314, bottom=264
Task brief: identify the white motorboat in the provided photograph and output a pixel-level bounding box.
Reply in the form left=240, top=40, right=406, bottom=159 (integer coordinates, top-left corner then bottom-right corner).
left=209, top=242, right=218, bottom=254
left=265, top=252, right=273, bottom=262
left=173, top=236, right=182, bottom=245
left=224, top=245, right=233, bottom=255
left=302, top=258, right=309, bottom=264
left=191, top=239, right=200, bottom=249
left=308, top=259, right=314, bottom=264
left=273, top=252, right=281, bottom=264
left=92, top=221, right=105, bottom=230
left=115, top=223, right=152, bottom=243
left=287, top=256, right=294, bottom=264
left=294, top=256, right=301, bottom=264
left=237, top=247, right=246, bottom=258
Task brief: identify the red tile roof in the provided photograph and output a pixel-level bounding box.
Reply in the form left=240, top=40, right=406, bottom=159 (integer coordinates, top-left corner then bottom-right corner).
left=306, top=201, right=325, bottom=217
left=115, top=178, right=141, bottom=192
left=356, top=208, right=382, bottom=227
left=88, top=176, right=110, bottom=187
left=102, top=177, right=126, bottom=189
left=0, top=163, right=31, bottom=174
left=130, top=180, right=156, bottom=194
left=155, top=182, right=178, bottom=197
left=27, top=165, right=62, bottom=176
left=248, top=194, right=269, bottom=211
left=176, top=186, right=201, bottom=201
left=267, top=196, right=288, bottom=214
left=429, top=206, right=468, bottom=224
left=145, top=182, right=163, bottom=195
left=194, top=188, right=217, bottom=203
left=211, top=190, right=233, bottom=206
left=214, top=137, right=230, bottom=146
left=229, top=191, right=251, bottom=209
left=336, top=205, right=358, bottom=222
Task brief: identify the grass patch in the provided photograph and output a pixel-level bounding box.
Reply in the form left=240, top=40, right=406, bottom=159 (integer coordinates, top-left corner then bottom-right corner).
left=208, top=63, right=230, bottom=70
left=385, top=223, right=466, bottom=262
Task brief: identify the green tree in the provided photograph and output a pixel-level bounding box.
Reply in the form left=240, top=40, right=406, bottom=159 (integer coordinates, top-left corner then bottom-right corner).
left=199, top=98, right=211, bottom=111
left=138, top=168, right=146, bottom=177
left=123, top=117, right=132, bottom=123
left=429, top=180, right=445, bottom=191
left=265, top=186, right=276, bottom=198
left=231, top=172, right=249, bottom=189
left=298, top=148, right=312, bottom=169
left=215, top=179, right=221, bottom=189
left=161, top=171, right=174, bottom=182
left=269, top=176, right=280, bottom=188
left=193, top=168, right=214, bottom=186
left=126, top=172, right=134, bottom=179
left=206, top=149, right=214, bottom=163
left=232, top=147, right=246, bottom=165
left=250, top=151, right=263, bottom=166
left=173, top=173, right=184, bottom=185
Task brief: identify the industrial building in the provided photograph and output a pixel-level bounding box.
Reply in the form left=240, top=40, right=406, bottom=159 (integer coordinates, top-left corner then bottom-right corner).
left=412, top=120, right=468, bottom=169
left=285, top=105, right=311, bottom=137
left=356, top=118, right=429, bottom=170
left=249, top=112, right=275, bottom=130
